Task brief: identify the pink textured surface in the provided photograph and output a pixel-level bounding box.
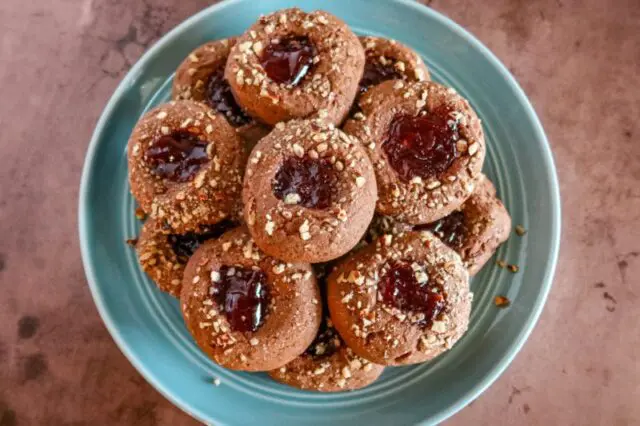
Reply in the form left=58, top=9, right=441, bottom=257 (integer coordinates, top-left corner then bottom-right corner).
left=0, top=0, right=638, bottom=424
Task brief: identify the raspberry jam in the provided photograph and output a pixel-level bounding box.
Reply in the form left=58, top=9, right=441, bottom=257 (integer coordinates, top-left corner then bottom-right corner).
left=212, top=266, right=269, bottom=333
left=205, top=69, right=251, bottom=127
left=168, top=220, right=237, bottom=260
left=260, top=37, right=316, bottom=85
left=272, top=156, right=335, bottom=209
left=144, top=131, right=209, bottom=182
left=379, top=262, right=445, bottom=326
left=382, top=111, right=460, bottom=181
left=359, top=60, right=402, bottom=94
left=416, top=211, right=467, bottom=250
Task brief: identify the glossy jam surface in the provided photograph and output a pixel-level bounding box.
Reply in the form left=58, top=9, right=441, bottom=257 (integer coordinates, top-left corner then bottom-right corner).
left=205, top=69, right=251, bottom=127
left=212, top=266, right=269, bottom=333
left=379, top=262, right=445, bottom=326
left=359, top=60, right=402, bottom=94
left=168, top=220, right=237, bottom=260
left=272, top=156, right=335, bottom=209
left=382, top=111, right=459, bottom=181
left=144, top=131, right=209, bottom=182
left=260, top=37, right=316, bottom=85
left=416, top=211, right=467, bottom=250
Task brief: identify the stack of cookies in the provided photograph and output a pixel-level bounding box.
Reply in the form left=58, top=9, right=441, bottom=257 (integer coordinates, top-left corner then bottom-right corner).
left=127, top=8, right=511, bottom=392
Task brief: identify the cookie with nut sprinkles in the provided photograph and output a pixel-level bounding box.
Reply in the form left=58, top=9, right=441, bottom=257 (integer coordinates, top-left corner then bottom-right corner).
left=180, top=227, right=322, bottom=371
left=224, top=8, right=365, bottom=126
left=344, top=80, right=485, bottom=225
left=127, top=100, right=245, bottom=233
left=327, top=231, right=472, bottom=365
left=242, top=118, right=377, bottom=263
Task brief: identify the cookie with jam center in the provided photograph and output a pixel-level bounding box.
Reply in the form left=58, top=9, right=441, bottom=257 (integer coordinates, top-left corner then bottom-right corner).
left=172, top=38, right=270, bottom=150
left=127, top=100, right=245, bottom=234
left=224, top=8, right=365, bottom=126
left=242, top=118, right=377, bottom=263
left=344, top=80, right=486, bottom=225
left=134, top=218, right=237, bottom=297
left=356, top=36, right=430, bottom=97
left=327, top=231, right=472, bottom=365
left=181, top=227, right=322, bottom=371
left=418, top=174, right=511, bottom=275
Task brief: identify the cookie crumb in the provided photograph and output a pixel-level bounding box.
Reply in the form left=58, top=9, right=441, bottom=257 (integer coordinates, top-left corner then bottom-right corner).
left=508, top=264, right=519, bottom=273
left=126, top=238, right=138, bottom=247
left=496, top=259, right=507, bottom=269
left=515, top=225, right=527, bottom=236
left=494, top=295, right=511, bottom=308
left=135, top=208, right=146, bottom=221
left=213, top=377, right=221, bottom=386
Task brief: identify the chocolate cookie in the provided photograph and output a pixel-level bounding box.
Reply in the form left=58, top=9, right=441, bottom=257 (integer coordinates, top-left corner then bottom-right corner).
left=172, top=38, right=270, bottom=148
left=224, top=8, right=365, bottom=126
left=327, top=231, right=472, bottom=365
left=127, top=100, right=245, bottom=233
left=269, top=316, right=383, bottom=391
left=181, top=227, right=322, bottom=371
left=418, top=174, right=511, bottom=275
left=243, top=118, right=377, bottom=263
left=343, top=80, right=485, bottom=224
left=135, top=218, right=237, bottom=297
left=357, top=36, right=430, bottom=96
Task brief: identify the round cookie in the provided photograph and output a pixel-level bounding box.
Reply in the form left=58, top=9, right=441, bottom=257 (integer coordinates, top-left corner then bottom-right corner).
left=180, top=226, right=322, bottom=371
left=224, top=8, right=365, bottom=126
left=357, top=36, right=430, bottom=96
left=327, top=231, right=472, bottom=365
left=418, top=174, right=511, bottom=275
left=172, top=38, right=270, bottom=148
left=243, top=118, right=377, bottom=263
left=269, top=315, right=384, bottom=391
left=127, top=100, right=245, bottom=233
left=343, top=80, right=486, bottom=224
left=134, top=218, right=237, bottom=297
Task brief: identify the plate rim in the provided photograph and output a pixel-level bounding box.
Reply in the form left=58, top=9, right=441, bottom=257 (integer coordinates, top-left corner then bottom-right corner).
left=78, top=0, right=562, bottom=424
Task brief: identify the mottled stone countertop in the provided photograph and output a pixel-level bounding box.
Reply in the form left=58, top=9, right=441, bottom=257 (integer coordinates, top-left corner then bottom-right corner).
left=0, top=0, right=638, bottom=424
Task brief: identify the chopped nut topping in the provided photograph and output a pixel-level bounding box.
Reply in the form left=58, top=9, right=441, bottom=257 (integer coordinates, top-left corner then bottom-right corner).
left=292, top=143, right=305, bottom=157
left=284, top=193, right=301, bottom=205
left=265, top=221, right=275, bottom=235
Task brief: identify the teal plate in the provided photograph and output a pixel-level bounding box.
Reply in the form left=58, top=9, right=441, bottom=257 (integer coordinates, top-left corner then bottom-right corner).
left=79, top=0, right=561, bottom=424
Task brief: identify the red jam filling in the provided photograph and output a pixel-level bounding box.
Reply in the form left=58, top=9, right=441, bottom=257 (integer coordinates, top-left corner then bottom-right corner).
left=205, top=69, right=251, bottom=127
left=379, top=262, right=445, bottom=326
left=212, top=266, right=269, bottom=333
left=416, top=211, right=467, bottom=250
left=260, top=37, right=316, bottom=85
left=382, top=110, right=460, bottom=181
left=359, top=59, right=402, bottom=94
left=144, top=131, right=209, bottom=182
left=272, top=156, right=335, bottom=209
